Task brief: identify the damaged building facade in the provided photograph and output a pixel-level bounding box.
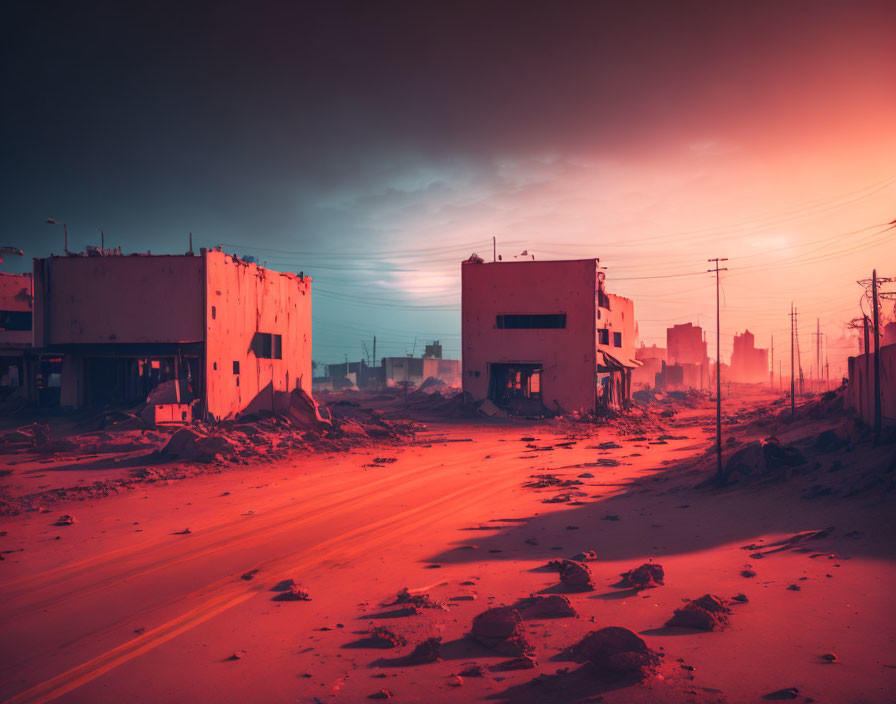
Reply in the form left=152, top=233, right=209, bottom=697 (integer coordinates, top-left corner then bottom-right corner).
left=659, top=322, right=709, bottom=390
left=32, top=248, right=311, bottom=421
left=730, top=329, right=769, bottom=384
left=0, top=272, right=34, bottom=399
left=461, top=257, right=638, bottom=414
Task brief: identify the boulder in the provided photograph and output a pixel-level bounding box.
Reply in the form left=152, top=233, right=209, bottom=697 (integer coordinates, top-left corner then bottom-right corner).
left=666, top=594, right=730, bottom=630
left=470, top=607, right=533, bottom=656
left=559, top=560, right=595, bottom=591
left=574, top=627, right=659, bottom=675
left=620, top=563, right=664, bottom=589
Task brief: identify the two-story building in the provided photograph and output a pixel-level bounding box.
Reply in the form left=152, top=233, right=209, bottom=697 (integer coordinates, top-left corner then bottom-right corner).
left=32, top=248, right=311, bottom=421
left=461, top=257, right=638, bottom=414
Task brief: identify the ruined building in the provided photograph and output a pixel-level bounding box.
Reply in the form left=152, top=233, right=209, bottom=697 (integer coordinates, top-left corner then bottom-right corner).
left=32, top=248, right=311, bottom=421
left=730, top=329, right=769, bottom=384
left=663, top=322, right=709, bottom=390
left=0, top=272, right=33, bottom=398
left=461, top=258, right=638, bottom=413
left=632, top=343, right=666, bottom=389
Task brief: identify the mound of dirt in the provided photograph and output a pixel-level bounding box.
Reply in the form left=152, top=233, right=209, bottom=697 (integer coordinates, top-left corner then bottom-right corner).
left=160, top=428, right=235, bottom=463
left=620, top=563, right=664, bottom=589
left=559, top=560, right=595, bottom=591
left=516, top=594, right=577, bottom=619
left=573, top=626, right=659, bottom=675
left=666, top=594, right=731, bottom=630
left=469, top=607, right=534, bottom=656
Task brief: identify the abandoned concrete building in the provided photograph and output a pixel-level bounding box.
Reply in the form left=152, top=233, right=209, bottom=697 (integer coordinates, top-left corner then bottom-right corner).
left=730, top=329, right=769, bottom=384
left=461, top=257, right=638, bottom=413
left=660, top=322, right=709, bottom=390
left=0, top=272, right=34, bottom=399
left=32, top=248, right=311, bottom=421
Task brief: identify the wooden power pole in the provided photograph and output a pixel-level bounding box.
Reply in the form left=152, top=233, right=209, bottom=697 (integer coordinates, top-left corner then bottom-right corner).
left=872, top=269, right=882, bottom=443
left=708, top=258, right=727, bottom=481
left=789, top=303, right=796, bottom=420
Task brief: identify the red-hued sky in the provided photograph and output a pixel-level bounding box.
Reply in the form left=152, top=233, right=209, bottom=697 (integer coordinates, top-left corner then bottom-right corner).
left=3, top=1, right=895, bottom=371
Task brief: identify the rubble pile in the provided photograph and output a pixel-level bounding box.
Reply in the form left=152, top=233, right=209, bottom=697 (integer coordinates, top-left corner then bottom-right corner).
left=620, top=563, right=665, bottom=589
left=469, top=607, right=534, bottom=656
left=666, top=594, right=731, bottom=630
left=572, top=626, right=659, bottom=675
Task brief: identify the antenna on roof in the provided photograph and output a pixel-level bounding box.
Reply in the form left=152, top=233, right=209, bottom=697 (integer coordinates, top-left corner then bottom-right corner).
left=188, top=232, right=194, bottom=255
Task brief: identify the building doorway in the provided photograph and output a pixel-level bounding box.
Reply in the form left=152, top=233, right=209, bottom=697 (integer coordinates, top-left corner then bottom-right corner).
left=489, top=363, right=543, bottom=410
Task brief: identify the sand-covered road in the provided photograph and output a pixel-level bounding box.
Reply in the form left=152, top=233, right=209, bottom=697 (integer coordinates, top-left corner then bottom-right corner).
left=1, top=395, right=894, bottom=703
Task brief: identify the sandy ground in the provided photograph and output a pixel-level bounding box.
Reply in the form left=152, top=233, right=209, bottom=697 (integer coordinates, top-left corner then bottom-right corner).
left=1, top=391, right=894, bottom=704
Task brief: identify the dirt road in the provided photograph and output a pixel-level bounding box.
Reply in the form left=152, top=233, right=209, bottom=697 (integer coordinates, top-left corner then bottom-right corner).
left=1, top=396, right=894, bottom=703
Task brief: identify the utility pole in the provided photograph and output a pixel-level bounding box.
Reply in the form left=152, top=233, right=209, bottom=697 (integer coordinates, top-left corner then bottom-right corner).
left=789, top=303, right=796, bottom=419
left=770, top=334, right=774, bottom=390
left=707, top=258, right=727, bottom=481
left=493, top=236, right=496, bottom=263
left=872, top=269, right=882, bottom=443
left=816, top=318, right=821, bottom=393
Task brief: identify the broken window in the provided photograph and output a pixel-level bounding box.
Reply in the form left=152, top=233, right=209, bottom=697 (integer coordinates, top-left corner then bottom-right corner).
left=598, top=329, right=610, bottom=345
left=613, top=332, right=622, bottom=347
left=489, top=363, right=543, bottom=403
left=496, top=314, right=566, bottom=329
left=254, top=332, right=283, bottom=359
left=0, top=310, right=31, bottom=331
left=233, top=361, right=240, bottom=374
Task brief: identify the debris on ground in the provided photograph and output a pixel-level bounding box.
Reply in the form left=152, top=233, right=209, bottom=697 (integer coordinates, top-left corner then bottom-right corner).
left=54, top=514, right=75, bottom=526
left=469, top=607, right=534, bottom=656
left=666, top=594, right=731, bottom=630
left=620, top=562, right=665, bottom=589
left=367, top=626, right=407, bottom=648
left=763, top=687, right=800, bottom=700
left=572, top=626, right=659, bottom=675
left=273, top=584, right=311, bottom=601
left=459, top=664, right=488, bottom=677
left=489, top=655, right=537, bottom=671
left=515, top=594, right=577, bottom=619
left=406, top=637, right=441, bottom=664
left=558, top=560, right=595, bottom=591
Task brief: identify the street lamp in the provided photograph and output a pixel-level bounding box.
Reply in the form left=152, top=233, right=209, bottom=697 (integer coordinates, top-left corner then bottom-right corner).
left=46, top=218, right=69, bottom=253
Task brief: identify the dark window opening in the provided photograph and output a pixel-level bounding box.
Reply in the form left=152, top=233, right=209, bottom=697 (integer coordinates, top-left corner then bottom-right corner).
left=233, top=361, right=240, bottom=374
left=0, top=310, right=31, bottom=331
left=254, top=332, right=283, bottom=359
left=489, top=363, right=543, bottom=405
left=211, top=306, right=216, bottom=320
left=496, top=314, right=566, bottom=329
left=613, top=332, right=622, bottom=348
left=597, top=289, right=610, bottom=310
left=598, top=329, right=610, bottom=345
left=213, top=362, right=217, bottom=371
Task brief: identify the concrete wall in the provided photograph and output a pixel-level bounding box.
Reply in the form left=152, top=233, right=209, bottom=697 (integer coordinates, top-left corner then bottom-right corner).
left=846, top=343, right=896, bottom=427
left=33, top=255, right=204, bottom=345
left=462, top=259, right=597, bottom=413
left=204, top=251, right=312, bottom=421
left=0, top=272, right=32, bottom=348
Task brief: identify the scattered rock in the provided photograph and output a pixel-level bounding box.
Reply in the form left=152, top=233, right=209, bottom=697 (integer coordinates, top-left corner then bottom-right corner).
left=368, top=689, right=393, bottom=699
left=274, top=584, right=311, bottom=601
left=666, top=594, right=730, bottom=630
left=54, top=515, right=75, bottom=526
left=470, top=607, right=533, bottom=656
left=578, top=472, right=594, bottom=478
left=786, top=584, right=801, bottom=591
left=602, top=514, right=620, bottom=521
left=731, top=593, right=749, bottom=603
left=559, top=560, right=595, bottom=591
left=573, top=627, right=659, bottom=675
left=571, top=550, right=598, bottom=562
left=406, top=637, right=441, bottom=664
left=763, top=687, right=799, bottom=700
left=447, top=674, right=463, bottom=687
left=241, top=570, right=259, bottom=580
left=391, top=587, right=442, bottom=609
left=459, top=664, right=488, bottom=677
left=490, top=655, right=537, bottom=671
left=368, top=626, right=407, bottom=648
left=620, top=563, right=664, bottom=589
left=597, top=441, right=621, bottom=449
left=516, top=594, right=577, bottom=619
left=741, top=569, right=757, bottom=578
left=821, top=652, right=838, bottom=663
